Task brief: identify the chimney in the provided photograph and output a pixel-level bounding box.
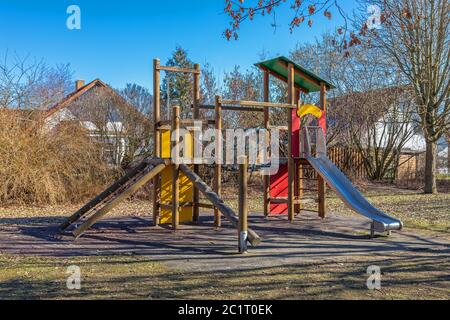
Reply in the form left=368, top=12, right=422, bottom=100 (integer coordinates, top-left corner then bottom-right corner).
left=75, top=80, right=85, bottom=90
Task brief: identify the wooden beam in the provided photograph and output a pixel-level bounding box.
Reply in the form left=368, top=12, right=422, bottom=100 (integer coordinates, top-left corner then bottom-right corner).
left=59, top=159, right=168, bottom=231
left=321, top=82, right=328, bottom=114
left=268, top=125, right=289, bottom=131
left=193, top=63, right=201, bottom=223
left=287, top=63, right=295, bottom=222
left=157, top=65, right=201, bottom=74
left=221, top=99, right=295, bottom=109
left=276, top=60, right=322, bottom=88
left=196, top=203, right=216, bottom=210
left=318, top=82, right=327, bottom=219
left=179, top=164, right=261, bottom=247
left=60, top=161, right=149, bottom=231
left=157, top=119, right=215, bottom=127
left=263, top=70, right=270, bottom=217
left=238, top=156, right=248, bottom=253
left=160, top=204, right=173, bottom=211
left=295, top=88, right=302, bottom=215
left=270, top=198, right=315, bottom=205
left=214, top=96, right=222, bottom=229
left=196, top=104, right=264, bottom=113
left=172, top=106, right=180, bottom=230
left=257, top=65, right=309, bottom=94
left=73, top=162, right=169, bottom=238
left=153, top=59, right=161, bottom=226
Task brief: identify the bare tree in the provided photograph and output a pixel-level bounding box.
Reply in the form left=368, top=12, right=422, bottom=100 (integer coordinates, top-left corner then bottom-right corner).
left=201, top=63, right=219, bottom=106
left=223, top=66, right=263, bottom=128
left=223, top=0, right=349, bottom=40
left=338, top=88, right=417, bottom=180
left=0, top=52, right=72, bottom=111
left=357, top=0, right=450, bottom=193
left=69, top=86, right=152, bottom=167
left=291, top=34, right=418, bottom=180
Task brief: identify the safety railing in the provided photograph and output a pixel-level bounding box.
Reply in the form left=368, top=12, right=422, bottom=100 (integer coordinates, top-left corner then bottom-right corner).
left=300, top=126, right=327, bottom=158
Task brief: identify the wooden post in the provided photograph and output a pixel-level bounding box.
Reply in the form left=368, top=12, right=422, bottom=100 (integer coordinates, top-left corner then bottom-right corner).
left=214, top=96, right=222, bottom=229
left=263, top=71, right=271, bottom=217
left=295, top=88, right=301, bottom=215
left=179, top=164, right=261, bottom=246
left=287, top=63, right=295, bottom=222
left=193, top=63, right=201, bottom=223
left=152, top=59, right=161, bottom=226
left=172, top=106, right=181, bottom=230
left=318, top=82, right=327, bottom=219
left=238, top=156, right=248, bottom=254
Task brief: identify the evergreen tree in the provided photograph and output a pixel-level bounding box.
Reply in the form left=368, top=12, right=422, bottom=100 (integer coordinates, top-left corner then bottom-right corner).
left=161, top=46, right=194, bottom=118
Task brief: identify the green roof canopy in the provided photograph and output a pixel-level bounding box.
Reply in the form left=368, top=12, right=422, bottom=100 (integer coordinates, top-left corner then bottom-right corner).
left=255, top=56, right=335, bottom=93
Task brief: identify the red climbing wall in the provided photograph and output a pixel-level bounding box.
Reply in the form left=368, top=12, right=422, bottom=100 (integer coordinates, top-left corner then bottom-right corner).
left=270, top=109, right=300, bottom=215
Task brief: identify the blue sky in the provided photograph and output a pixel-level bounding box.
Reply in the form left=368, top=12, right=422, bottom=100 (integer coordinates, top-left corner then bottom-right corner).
left=0, top=1, right=359, bottom=90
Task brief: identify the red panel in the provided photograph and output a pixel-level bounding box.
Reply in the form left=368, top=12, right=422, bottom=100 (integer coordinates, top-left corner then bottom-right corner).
left=292, top=109, right=301, bottom=157
left=270, top=163, right=288, bottom=215
left=269, top=110, right=301, bottom=215
left=319, top=111, right=327, bottom=136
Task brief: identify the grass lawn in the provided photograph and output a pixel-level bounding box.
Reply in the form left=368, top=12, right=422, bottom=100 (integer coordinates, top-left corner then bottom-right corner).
left=325, top=187, right=450, bottom=233
left=1, top=183, right=447, bottom=233
left=0, top=254, right=448, bottom=300
left=0, top=183, right=448, bottom=300
left=222, top=182, right=450, bottom=234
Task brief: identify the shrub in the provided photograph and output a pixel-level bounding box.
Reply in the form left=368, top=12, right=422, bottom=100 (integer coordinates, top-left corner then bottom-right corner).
left=0, top=111, right=119, bottom=205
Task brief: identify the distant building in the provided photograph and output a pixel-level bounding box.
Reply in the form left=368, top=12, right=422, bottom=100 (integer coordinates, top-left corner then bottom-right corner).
left=44, top=79, right=151, bottom=166
left=328, top=87, right=449, bottom=180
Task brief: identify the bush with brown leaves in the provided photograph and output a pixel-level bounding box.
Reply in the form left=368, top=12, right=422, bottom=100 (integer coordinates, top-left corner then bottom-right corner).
left=0, top=111, right=118, bottom=206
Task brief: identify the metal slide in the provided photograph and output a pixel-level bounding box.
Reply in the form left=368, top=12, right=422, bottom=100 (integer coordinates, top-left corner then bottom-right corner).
left=307, top=155, right=403, bottom=234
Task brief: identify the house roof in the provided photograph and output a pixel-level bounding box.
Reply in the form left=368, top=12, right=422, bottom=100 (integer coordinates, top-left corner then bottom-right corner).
left=45, top=79, right=151, bottom=126
left=45, top=79, right=105, bottom=118
left=328, top=86, right=410, bottom=113
left=255, top=56, right=335, bottom=93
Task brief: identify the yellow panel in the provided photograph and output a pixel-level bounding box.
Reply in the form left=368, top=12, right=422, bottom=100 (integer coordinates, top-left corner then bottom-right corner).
left=161, top=129, right=193, bottom=159
left=161, top=129, right=171, bottom=158
left=160, top=129, right=194, bottom=225
left=297, top=104, right=323, bottom=119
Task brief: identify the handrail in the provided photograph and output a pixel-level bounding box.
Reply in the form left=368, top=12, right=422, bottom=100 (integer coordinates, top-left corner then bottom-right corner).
left=157, top=65, right=201, bottom=74
left=301, top=127, right=312, bottom=158
left=195, top=104, right=265, bottom=112
left=301, top=126, right=327, bottom=158
left=220, top=99, right=296, bottom=109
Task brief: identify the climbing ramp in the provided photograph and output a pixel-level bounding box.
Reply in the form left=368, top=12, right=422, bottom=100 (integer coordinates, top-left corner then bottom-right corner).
left=60, top=158, right=169, bottom=238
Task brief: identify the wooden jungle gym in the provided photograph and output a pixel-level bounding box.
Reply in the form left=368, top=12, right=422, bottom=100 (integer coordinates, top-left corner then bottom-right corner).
left=60, top=56, right=337, bottom=253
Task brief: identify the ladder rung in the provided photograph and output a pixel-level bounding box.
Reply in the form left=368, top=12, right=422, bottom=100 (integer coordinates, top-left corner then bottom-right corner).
left=160, top=204, right=173, bottom=210
left=268, top=125, right=289, bottom=131
left=299, top=188, right=319, bottom=192
left=269, top=198, right=316, bottom=205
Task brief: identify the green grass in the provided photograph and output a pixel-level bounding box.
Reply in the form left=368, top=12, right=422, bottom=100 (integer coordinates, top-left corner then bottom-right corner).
left=326, top=191, right=450, bottom=233
left=221, top=184, right=450, bottom=233
left=0, top=184, right=448, bottom=300
left=1, top=183, right=448, bottom=233
left=0, top=254, right=448, bottom=300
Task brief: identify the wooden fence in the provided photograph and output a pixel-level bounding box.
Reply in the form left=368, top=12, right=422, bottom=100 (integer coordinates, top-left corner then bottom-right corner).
left=328, top=147, right=366, bottom=179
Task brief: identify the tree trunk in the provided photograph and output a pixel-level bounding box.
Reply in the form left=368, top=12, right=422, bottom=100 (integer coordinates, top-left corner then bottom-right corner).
left=447, top=137, right=450, bottom=174
left=424, top=141, right=438, bottom=194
